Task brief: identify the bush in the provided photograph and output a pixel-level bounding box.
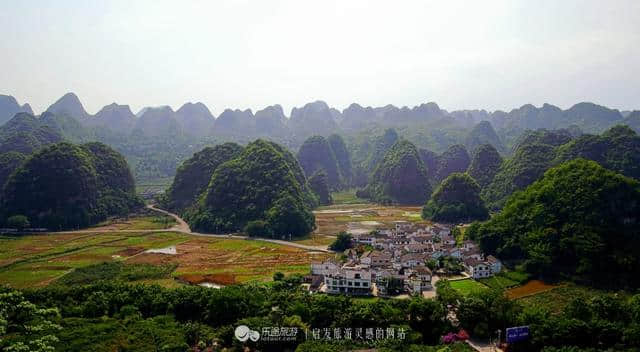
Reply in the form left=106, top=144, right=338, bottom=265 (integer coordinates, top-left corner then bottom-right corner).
left=244, top=220, right=272, bottom=237
left=6, top=214, right=30, bottom=230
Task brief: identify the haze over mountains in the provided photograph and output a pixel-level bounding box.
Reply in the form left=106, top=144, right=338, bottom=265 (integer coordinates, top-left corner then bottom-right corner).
left=3, top=92, right=638, bottom=139
left=1, top=91, right=639, bottom=183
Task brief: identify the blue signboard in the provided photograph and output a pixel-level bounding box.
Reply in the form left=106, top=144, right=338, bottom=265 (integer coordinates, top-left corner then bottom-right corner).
left=506, top=326, right=530, bottom=343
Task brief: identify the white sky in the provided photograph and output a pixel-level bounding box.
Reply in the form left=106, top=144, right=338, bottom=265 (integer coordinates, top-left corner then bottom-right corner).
left=1, top=0, right=639, bottom=116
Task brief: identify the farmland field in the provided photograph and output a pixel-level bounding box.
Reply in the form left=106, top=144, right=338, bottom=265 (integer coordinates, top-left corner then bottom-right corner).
left=515, top=283, right=629, bottom=313
left=0, top=230, right=329, bottom=288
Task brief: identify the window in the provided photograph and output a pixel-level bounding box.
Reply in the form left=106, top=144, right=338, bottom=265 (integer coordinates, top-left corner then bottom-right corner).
left=363, top=282, right=368, bottom=287
left=355, top=273, right=361, bottom=279
left=355, top=282, right=361, bottom=287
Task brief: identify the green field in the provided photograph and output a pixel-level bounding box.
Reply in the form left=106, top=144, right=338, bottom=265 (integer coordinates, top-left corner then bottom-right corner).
left=478, top=270, right=530, bottom=290
left=517, top=284, right=630, bottom=314
left=449, top=278, right=487, bottom=295
left=330, top=189, right=368, bottom=204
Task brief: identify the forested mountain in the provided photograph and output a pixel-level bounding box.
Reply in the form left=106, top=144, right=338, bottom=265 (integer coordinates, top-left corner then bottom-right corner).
left=0, top=95, right=32, bottom=125
left=433, top=144, right=471, bottom=183
left=467, top=144, right=503, bottom=188
left=254, top=105, right=290, bottom=139
left=184, top=139, right=316, bottom=236
left=0, top=113, right=63, bottom=154
left=0, top=151, right=27, bottom=191
left=132, top=106, right=182, bottom=138
left=0, top=142, right=141, bottom=229
left=418, top=148, right=439, bottom=177
left=289, top=101, right=339, bottom=142
left=623, top=111, right=640, bottom=133
left=464, top=121, right=505, bottom=154
left=554, top=125, right=640, bottom=180
left=423, top=173, right=488, bottom=223
left=484, top=126, right=640, bottom=210
left=483, top=130, right=570, bottom=210
left=469, top=159, right=640, bottom=288
left=327, top=134, right=352, bottom=185
left=92, top=103, right=136, bottom=133
left=212, top=109, right=254, bottom=139
left=174, top=102, right=215, bottom=137
left=1, top=92, right=638, bottom=187
left=362, top=140, right=431, bottom=205
left=45, top=92, right=91, bottom=122
left=161, top=143, right=243, bottom=212
left=296, top=136, right=341, bottom=190
left=308, top=170, right=332, bottom=205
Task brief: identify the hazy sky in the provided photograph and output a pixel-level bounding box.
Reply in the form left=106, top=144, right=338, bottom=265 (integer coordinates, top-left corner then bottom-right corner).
left=1, top=0, right=639, bottom=116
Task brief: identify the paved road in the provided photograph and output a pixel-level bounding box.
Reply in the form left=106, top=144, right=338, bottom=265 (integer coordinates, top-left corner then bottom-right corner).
left=57, top=204, right=332, bottom=253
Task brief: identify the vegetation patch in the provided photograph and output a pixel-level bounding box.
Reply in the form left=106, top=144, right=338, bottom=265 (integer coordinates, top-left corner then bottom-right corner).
left=448, top=279, right=487, bottom=295
left=56, top=261, right=178, bottom=285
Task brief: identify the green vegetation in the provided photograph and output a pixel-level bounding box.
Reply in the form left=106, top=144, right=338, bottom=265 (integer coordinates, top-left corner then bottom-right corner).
left=309, top=170, right=332, bottom=205
left=447, top=279, right=487, bottom=296
left=56, top=262, right=178, bottom=286
left=81, top=142, right=142, bottom=218
left=363, top=140, right=431, bottom=205
left=0, top=112, right=63, bottom=155
left=423, top=173, right=488, bottom=223
left=330, top=189, right=368, bottom=205
left=433, top=144, right=471, bottom=183
left=466, top=144, right=503, bottom=188
left=297, top=135, right=342, bottom=190
left=186, top=139, right=316, bottom=237
left=0, top=142, right=141, bottom=230
left=327, top=134, right=353, bottom=186
left=329, top=231, right=353, bottom=251
left=469, top=159, right=640, bottom=288
left=478, top=271, right=530, bottom=290
left=0, top=151, right=27, bottom=190
left=554, top=124, right=640, bottom=180
left=464, top=121, right=505, bottom=154
left=161, top=142, right=243, bottom=211
left=483, top=131, right=563, bottom=209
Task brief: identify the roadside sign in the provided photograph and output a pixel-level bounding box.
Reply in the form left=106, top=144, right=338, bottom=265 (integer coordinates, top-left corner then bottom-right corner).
left=506, top=326, right=529, bottom=343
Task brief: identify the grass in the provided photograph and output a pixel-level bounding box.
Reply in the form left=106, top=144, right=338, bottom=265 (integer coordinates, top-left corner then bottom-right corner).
left=478, top=270, right=530, bottom=290
left=91, top=215, right=177, bottom=230
left=516, top=283, right=628, bottom=313
left=331, top=189, right=368, bottom=205
left=56, top=261, right=178, bottom=285
left=449, top=279, right=488, bottom=295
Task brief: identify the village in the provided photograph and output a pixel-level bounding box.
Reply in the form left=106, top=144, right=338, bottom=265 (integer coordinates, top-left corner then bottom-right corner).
left=308, top=221, right=502, bottom=297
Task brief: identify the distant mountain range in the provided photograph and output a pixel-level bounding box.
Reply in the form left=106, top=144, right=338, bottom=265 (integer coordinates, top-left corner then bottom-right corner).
left=2, top=92, right=638, bottom=144
left=1, top=91, right=638, bottom=183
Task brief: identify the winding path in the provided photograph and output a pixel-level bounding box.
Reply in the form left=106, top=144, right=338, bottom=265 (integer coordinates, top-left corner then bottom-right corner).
left=59, top=204, right=331, bottom=253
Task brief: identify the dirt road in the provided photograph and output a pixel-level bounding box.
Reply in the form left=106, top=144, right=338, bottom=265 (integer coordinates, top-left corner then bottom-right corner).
left=58, top=205, right=332, bottom=253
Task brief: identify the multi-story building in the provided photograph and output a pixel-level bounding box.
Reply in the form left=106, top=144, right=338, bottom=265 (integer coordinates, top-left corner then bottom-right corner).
left=324, top=269, right=372, bottom=295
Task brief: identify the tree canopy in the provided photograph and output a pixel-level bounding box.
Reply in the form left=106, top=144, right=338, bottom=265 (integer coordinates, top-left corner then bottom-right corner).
left=297, top=135, right=342, bottom=190
left=364, top=140, right=431, bottom=205
left=434, top=144, right=471, bottom=183
left=467, top=144, right=503, bottom=189
left=162, top=142, right=243, bottom=211
left=185, top=139, right=316, bottom=237
left=422, top=173, right=489, bottom=223
left=1, top=142, right=140, bottom=229
left=468, top=159, right=640, bottom=287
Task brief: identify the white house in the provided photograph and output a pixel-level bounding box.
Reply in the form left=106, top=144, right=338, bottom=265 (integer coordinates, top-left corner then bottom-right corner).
left=486, top=255, right=502, bottom=274
left=311, top=260, right=339, bottom=276
left=464, top=258, right=492, bottom=279
left=324, top=269, right=372, bottom=295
